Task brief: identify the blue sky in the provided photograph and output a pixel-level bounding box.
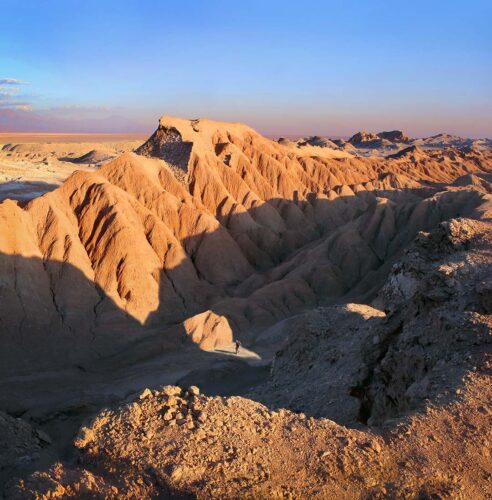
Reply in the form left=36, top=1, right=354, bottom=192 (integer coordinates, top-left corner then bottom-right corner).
left=1, top=0, right=491, bottom=136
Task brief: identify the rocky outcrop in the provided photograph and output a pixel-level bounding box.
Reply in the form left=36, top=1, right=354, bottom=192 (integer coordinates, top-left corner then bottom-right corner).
left=387, top=144, right=422, bottom=159
left=183, top=311, right=233, bottom=350
left=377, top=130, right=410, bottom=142
left=251, top=218, right=492, bottom=426
left=0, top=411, right=50, bottom=476
left=135, top=124, right=192, bottom=182
left=348, top=131, right=380, bottom=145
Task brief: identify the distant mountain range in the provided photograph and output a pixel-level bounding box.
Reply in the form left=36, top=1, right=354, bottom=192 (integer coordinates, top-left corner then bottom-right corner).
left=279, top=130, right=492, bottom=157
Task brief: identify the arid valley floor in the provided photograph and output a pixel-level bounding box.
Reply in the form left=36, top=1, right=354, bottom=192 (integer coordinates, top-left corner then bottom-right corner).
left=0, top=118, right=491, bottom=498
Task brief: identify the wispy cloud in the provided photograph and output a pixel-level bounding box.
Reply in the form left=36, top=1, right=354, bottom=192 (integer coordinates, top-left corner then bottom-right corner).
left=13, top=104, right=31, bottom=111
left=0, top=77, right=148, bottom=133
left=0, top=78, right=28, bottom=85
left=0, top=101, right=32, bottom=110
left=0, top=87, right=24, bottom=98
left=0, top=88, right=18, bottom=97
left=0, top=77, right=31, bottom=113
left=0, top=78, right=112, bottom=118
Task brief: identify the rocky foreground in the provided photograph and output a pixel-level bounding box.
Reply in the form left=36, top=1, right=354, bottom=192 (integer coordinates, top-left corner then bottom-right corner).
left=3, top=216, right=491, bottom=498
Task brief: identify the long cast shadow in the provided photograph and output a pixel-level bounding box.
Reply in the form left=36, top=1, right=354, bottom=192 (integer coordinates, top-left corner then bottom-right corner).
left=0, top=184, right=486, bottom=391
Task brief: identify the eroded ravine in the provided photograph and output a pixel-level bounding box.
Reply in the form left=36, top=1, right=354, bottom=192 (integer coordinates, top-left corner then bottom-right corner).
left=1, top=117, right=492, bottom=497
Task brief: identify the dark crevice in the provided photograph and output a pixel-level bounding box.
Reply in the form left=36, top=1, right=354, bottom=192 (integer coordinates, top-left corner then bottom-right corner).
left=90, top=283, right=105, bottom=353
left=350, top=319, right=403, bottom=424
left=42, top=260, right=73, bottom=334
left=12, top=261, right=27, bottom=337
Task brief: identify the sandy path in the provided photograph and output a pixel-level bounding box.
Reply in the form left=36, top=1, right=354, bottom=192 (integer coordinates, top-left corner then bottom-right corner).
left=212, top=343, right=263, bottom=363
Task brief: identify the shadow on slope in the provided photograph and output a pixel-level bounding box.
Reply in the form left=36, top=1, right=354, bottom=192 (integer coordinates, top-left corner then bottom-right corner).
left=0, top=191, right=491, bottom=493
left=0, top=183, right=487, bottom=413
left=0, top=184, right=487, bottom=378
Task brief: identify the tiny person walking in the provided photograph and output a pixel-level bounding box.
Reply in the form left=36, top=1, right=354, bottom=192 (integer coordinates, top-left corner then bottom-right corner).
left=234, top=339, right=242, bottom=355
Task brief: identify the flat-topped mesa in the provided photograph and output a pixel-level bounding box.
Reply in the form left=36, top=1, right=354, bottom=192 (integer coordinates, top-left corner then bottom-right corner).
left=135, top=116, right=261, bottom=182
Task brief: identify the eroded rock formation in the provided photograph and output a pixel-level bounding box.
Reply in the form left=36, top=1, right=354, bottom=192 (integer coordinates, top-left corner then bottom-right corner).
left=0, top=117, right=491, bottom=377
